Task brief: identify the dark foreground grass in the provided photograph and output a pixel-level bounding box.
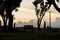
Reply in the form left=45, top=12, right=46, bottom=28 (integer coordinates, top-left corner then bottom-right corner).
left=0, top=32, right=60, bottom=40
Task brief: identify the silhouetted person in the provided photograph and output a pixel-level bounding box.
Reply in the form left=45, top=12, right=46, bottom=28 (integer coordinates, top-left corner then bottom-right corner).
left=14, top=23, right=16, bottom=27
left=44, top=21, right=46, bottom=29
left=14, top=23, right=16, bottom=30
left=0, top=20, right=1, bottom=27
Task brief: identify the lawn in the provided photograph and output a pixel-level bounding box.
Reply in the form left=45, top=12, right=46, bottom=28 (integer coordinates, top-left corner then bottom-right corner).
left=0, top=31, right=60, bottom=40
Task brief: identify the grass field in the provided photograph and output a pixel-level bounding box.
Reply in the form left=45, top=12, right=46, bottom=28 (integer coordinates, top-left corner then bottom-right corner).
left=0, top=31, right=60, bottom=40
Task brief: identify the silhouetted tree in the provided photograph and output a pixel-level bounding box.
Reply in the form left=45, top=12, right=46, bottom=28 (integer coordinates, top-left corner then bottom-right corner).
left=0, top=0, right=22, bottom=31
left=51, top=0, right=60, bottom=13
left=33, top=0, right=51, bottom=30
left=33, top=0, right=40, bottom=30
left=46, top=0, right=60, bottom=12
left=6, top=0, right=22, bottom=30
left=0, top=0, right=6, bottom=28
left=33, top=0, right=60, bottom=30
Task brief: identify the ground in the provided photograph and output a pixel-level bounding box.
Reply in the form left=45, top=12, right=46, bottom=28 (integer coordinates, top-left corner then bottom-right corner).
left=0, top=31, right=60, bottom=40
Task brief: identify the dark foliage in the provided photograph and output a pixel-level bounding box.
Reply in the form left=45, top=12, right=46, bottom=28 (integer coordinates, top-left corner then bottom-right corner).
left=33, top=0, right=60, bottom=30
left=0, top=0, right=22, bottom=31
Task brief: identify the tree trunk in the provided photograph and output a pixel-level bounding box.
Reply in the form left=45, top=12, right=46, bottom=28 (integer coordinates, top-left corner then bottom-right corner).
left=6, top=9, right=13, bottom=31
left=37, top=18, right=40, bottom=30
left=2, top=16, right=7, bottom=30
left=8, top=13, right=13, bottom=31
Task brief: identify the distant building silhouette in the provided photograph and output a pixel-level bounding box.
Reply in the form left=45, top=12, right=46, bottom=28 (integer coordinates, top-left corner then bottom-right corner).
left=24, top=25, right=34, bottom=31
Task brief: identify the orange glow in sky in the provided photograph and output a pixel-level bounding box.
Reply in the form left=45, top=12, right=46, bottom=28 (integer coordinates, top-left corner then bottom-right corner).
left=0, top=0, right=60, bottom=27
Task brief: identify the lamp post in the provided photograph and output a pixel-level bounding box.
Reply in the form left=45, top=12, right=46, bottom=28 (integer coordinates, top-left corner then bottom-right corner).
left=49, top=11, right=51, bottom=29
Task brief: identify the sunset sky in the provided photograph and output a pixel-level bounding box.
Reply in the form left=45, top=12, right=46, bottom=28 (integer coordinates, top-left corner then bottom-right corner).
left=11, top=0, right=60, bottom=27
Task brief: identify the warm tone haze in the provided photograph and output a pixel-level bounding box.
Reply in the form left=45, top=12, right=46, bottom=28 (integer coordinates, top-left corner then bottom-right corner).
left=12, top=0, right=60, bottom=28
left=1, top=0, right=60, bottom=28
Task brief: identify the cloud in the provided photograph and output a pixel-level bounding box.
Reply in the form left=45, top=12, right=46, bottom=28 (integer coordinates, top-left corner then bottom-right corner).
left=27, top=19, right=37, bottom=27
left=15, top=19, right=37, bottom=27
left=12, top=0, right=60, bottom=28
left=15, top=21, right=24, bottom=27
left=52, top=17, right=60, bottom=28
left=15, top=17, right=60, bottom=28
